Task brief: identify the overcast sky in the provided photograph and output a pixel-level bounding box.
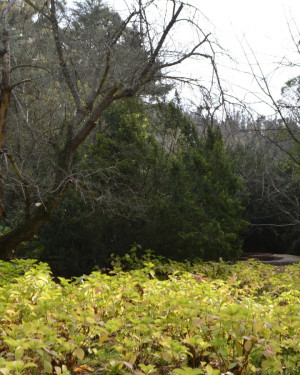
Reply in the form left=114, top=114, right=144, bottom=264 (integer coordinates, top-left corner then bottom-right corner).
left=195, top=0, right=300, bottom=111
left=108, top=0, right=300, bottom=114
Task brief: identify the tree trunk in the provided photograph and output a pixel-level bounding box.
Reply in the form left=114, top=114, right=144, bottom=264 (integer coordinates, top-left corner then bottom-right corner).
left=0, top=90, right=11, bottom=222
left=0, top=184, right=69, bottom=257
left=0, top=1, right=15, bottom=222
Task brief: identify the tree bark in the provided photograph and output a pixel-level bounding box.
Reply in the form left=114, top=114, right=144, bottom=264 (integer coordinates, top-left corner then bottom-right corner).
left=0, top=90, right=10, bottom=220
left=0, top=182, right=69, bottom=257
left=0, top=1, right=15, bottom=222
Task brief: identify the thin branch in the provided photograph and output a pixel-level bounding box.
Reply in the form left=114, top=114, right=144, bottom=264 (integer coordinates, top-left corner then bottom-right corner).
left=246, top=44, right=300, bottom=146
left=0, top=150, right=31, bottom=219
left=72, top=179, right=98, bottom=204
left=10, top=79, right=31, bottom=90
left=2, top=0, right=16, bottom=20
left=72, top=2, right=186, bottom=154
left=24, top=0, right=51, bottom=20
left=261, top=132, right=300, bottom=167
left=11, top=64, right=52, bottom=74
left=286, top=16, right=300, bottom=55
left=71, top=86, right=119, bottom=154
left=132, top=2, right=184, bottom=90
left=159, top=34, right=211, bottom=69
left=85, top=11, right=137, bottom=109
left=50, top=0, right=83, bottom=111
left=250, top=223, right=299, bottom=227
left=140, top=2, right=154, bottom=54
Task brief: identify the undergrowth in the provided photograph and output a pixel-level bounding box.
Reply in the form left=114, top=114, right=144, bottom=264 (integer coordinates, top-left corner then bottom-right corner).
left=0, top=256, right=299, bottom=374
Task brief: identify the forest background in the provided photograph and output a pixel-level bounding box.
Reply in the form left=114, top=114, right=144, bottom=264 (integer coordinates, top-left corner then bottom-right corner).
left=0, top=0, right=299, bottom=277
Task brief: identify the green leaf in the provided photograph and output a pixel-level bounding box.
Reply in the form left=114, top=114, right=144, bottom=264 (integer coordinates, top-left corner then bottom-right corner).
left=244, top=340, right=252, bottom=353
left=173, top=367, right=204, bottom=374
left=73, top=347, right=85, bottom=360
left=228, top=362, right=237, bottom=370
left=43, top=360, right=53, bottom=373
left=205, top=365, right=219, bottom=375
left=138, top=364, right=157, bottom=374
left=15, top=347, right=24, bottom=360
left=23, top=363, right=38, bottom=369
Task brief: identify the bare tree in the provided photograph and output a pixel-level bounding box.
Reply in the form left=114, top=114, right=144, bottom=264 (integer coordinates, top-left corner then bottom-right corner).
left=0, top=0, right=17, bottom=220
left=0, top=0, right=222, bottom=255
left=227, top=26, right=300, bottom=252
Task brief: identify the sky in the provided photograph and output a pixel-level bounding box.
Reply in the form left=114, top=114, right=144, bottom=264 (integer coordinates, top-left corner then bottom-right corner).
left=108, top=0, right=300, bottom=115
left=194, top=0, right=300, bottom=113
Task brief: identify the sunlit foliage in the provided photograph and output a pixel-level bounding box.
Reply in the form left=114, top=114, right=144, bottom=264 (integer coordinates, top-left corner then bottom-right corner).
left=0, top=258, right=299, bottom=374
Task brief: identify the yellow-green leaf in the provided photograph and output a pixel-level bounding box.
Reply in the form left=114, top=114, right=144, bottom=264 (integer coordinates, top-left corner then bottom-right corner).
left=74, top=347, right=85, bottom=360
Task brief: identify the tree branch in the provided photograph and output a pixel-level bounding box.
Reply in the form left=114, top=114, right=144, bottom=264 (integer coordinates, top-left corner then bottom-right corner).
left=10, top=64, right=52, bottom=74
left=50, top=0, right=83, bottom=111
left=159, top=34, right=211, bottom=69
left=1, top=150, right=31, bottom=219
left=85, top=10, right=138, bottom=110
left=71, top=85, right=119, bottom=154
left=10, top=79, right=31, bottom=90
left=131, top=2, right=184, bottom=91
left=24, top=0, right=51, bottom=20
left=243, top=44, right=300, bottom=152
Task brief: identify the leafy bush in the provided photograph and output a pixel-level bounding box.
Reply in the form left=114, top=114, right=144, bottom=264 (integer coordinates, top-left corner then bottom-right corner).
left=0, top=258, right=299, bottom=374
left=30, top=101, right=247, bottom=277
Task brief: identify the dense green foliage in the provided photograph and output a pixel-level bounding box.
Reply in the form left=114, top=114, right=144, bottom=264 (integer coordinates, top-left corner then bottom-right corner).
left=29, top=100, right=246, bottom=276
left=0, top=258, right=299, bottom=374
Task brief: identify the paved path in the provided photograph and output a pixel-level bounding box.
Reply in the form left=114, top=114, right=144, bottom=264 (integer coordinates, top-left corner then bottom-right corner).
left=240, top=253, right=300, bottom=266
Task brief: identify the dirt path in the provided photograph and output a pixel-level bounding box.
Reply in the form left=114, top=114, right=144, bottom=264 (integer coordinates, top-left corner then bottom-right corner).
left=240, top=253, right=300, bottom=266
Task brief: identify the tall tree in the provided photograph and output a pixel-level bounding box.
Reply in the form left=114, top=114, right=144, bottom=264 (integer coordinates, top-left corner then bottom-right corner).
left=0, top=0, right=221, bottom=255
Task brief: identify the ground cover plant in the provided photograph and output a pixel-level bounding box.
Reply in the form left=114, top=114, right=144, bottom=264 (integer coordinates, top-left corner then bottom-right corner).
left=0, top=258, right=299, bottom=374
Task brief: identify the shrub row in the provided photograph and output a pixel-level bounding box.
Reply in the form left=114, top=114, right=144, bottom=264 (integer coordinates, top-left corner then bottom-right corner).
left=0, top=259, right=299, bottom=374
